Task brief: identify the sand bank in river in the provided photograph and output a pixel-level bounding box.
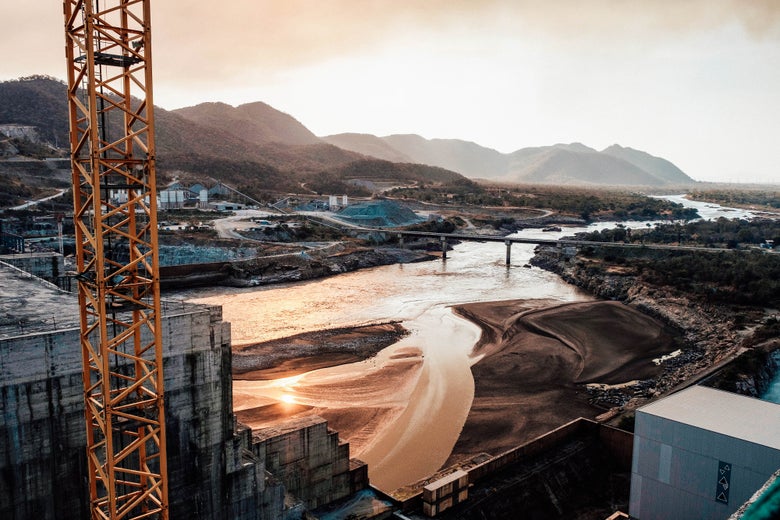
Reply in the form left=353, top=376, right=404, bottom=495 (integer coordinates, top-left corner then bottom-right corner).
left=447, top=299, right=678, bottom=466
left=232, top=299, right=679, bottom=491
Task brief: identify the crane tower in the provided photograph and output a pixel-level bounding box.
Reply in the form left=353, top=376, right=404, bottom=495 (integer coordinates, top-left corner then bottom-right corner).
left=63, top=1, right=168, bottom=518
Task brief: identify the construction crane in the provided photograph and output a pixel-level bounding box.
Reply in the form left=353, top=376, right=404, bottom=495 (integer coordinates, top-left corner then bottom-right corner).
left=63, top=1, right=168, bottom=518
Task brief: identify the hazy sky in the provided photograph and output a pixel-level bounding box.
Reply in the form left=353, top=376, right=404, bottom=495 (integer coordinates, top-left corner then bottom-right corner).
left=1, top=1, right=779, bottom=184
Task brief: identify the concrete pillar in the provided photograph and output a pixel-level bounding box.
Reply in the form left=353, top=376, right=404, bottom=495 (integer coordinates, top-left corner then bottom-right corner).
left=398, top=234, right=404, bottom=249
left=505, top=239, right=512, bottom=265
left=441, top=236, right=447, bottom=260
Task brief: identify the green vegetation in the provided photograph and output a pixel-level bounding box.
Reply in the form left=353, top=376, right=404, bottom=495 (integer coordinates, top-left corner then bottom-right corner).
left=746, top=318, right=780, bottom=348
left=577, top=220, right=780, bottom=309
left=580, top=218, right=780, bottom=248
left=5, top=138, right=64, bottom=159
left=0, top=173, right=39, bottom=207
left=157, top=153, right=302, bottom=203
left=690, top=189, right=780, bottom=210
left=0, top=76, right=70, bottom=147
left=579, top=247, right=780, bottom=306
left=498, top=187, right=698, bottom=221
left=390, top=184, right=699, bottom=222
left=327, top=159, right=470, bottom=185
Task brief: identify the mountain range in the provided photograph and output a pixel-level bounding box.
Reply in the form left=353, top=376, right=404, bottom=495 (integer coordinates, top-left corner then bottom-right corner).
left=1, top=75, right=694, bottom=191
left=322, top=134, right=693, bottom=186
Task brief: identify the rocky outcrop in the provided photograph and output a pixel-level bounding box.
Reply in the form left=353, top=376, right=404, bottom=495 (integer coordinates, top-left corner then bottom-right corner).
left=161, top=247, right=433, bottom=289
left=707, top=348, right=780, bottom=398
left=227, top=247, right=432, bottom=287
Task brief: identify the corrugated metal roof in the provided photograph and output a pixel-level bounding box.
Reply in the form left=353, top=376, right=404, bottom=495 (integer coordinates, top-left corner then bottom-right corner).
left=639, top=385, right=780, bottom=450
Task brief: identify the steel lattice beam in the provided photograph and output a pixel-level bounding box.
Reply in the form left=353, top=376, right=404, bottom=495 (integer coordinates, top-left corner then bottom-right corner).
left=64, top=1, right=168, bottom=518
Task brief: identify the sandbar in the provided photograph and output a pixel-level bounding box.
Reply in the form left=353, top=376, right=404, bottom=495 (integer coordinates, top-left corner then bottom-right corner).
left=232, top=298, right=680, bottom=490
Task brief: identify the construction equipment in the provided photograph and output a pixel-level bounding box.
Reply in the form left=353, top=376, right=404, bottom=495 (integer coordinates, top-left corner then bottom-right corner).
left=63, top=1, right=168, bottom=518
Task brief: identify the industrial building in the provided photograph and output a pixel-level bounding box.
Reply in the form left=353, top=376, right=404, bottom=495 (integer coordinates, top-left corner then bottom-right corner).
left=630, top=385, right=780, bottom=519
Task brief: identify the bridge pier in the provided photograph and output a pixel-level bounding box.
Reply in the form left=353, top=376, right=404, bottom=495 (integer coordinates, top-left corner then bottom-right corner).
left=397, top=234, right=404, bottom=249
left=505, top=240, right=511, bottom=265
left=441, top=236, right=447, bottom=260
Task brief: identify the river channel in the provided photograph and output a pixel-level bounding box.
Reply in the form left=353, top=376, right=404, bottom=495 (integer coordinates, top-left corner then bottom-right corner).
left=174, top=196, right=763, bottom=491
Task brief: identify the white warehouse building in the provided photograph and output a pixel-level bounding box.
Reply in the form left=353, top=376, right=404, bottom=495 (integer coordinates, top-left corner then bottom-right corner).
left=630, top=385, right=780, bottom=519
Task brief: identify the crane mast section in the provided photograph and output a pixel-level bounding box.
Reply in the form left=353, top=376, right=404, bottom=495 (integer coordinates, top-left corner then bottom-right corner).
left=63, top=1, right=168, bottom=518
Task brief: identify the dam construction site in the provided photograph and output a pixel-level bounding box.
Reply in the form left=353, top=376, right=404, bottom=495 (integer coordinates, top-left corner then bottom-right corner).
left=3, top=248, right=780, bottom=520
left=0, top=249, right=640, bottom=519
left=3, top=1, right=780, bottom=519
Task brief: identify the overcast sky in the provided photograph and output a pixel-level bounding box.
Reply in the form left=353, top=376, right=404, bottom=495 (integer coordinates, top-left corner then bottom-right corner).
left=1, top=1, right=779, bottom=184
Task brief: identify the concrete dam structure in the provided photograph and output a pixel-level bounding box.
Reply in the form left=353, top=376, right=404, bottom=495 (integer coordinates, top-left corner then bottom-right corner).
left=0, top=261, right=367, bottom=519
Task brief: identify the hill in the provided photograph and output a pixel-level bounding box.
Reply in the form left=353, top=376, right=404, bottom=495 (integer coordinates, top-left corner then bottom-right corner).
left=330, top=133, right=695, bottom=187
left=601, top=144, right=692, bottom=185
left=302, top=158, right=476, bottom=197
left=504, top=144, right=669, bottom=186
left=0, top=76, right=475, bottom=205
left=0, top=75, right=70, bottom=148
left=379, top=134, right=509, bottom=179
left=0, top=76, right=362, bottom=176
left=173, top=101, right=321, bottom=146
left=1, top=75, right=694, bottom=196
left=321, top=133, right=412, bottom=163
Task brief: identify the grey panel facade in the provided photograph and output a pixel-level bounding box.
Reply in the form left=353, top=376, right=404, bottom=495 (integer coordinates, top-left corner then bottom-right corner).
left=630, top=387, right=780, bottom=519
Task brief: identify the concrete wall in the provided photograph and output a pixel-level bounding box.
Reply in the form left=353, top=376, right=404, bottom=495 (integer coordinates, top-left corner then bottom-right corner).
left=0, top=299, right=285, bottom=519
left=466, top=418, right=632, bottom=483
left=422, top=419, right=632, bottom=519
left=253, top=416, right=361, bottom=510
left=630, top=411, right=780, bottom=519
left=0, top=253, right=64, bottom=283
left=394, top=418, right=633, bottom=514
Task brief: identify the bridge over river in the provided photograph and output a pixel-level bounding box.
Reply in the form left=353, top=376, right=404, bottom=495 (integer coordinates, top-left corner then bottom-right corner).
left=392, top=230, right=753, bottom=264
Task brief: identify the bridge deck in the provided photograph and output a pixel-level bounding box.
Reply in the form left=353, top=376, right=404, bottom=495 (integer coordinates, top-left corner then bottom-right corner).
left=394, top=230, right=750, bottom=253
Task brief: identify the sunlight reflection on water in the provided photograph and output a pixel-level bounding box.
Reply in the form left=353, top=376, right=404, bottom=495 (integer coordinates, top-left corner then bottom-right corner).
left=177, top=241, right=589, bottom=489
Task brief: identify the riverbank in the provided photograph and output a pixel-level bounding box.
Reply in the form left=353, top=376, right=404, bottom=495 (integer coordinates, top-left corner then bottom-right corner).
left=161, top=244, right=434, bottom=289
left=530, top=243, right=780, bottom=413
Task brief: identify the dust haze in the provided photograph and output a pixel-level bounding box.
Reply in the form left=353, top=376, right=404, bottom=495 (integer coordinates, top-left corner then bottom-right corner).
left=4, top=1, right=777, bottom=83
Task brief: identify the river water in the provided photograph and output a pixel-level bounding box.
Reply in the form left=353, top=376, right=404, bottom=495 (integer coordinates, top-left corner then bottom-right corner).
left=179, top=240, right=589, bottom=490
left=175, top=195, right=767, bottom=490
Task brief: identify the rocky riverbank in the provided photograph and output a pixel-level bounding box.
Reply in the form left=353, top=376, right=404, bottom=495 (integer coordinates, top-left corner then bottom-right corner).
left=530, top=244, right=779, bottom=416
left=161, top=245, right=433, bottom=289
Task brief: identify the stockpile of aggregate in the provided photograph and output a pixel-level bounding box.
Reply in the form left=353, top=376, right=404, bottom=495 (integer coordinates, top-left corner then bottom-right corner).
left=334, top=200, right=424, bottom=228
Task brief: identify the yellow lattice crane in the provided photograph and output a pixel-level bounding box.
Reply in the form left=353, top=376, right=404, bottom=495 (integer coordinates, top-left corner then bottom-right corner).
left=63, top=1, right=169, bottom=518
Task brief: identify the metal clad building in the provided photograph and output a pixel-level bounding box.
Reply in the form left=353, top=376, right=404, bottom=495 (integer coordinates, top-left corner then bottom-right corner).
left=630, top=386, right=780, bottom=519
